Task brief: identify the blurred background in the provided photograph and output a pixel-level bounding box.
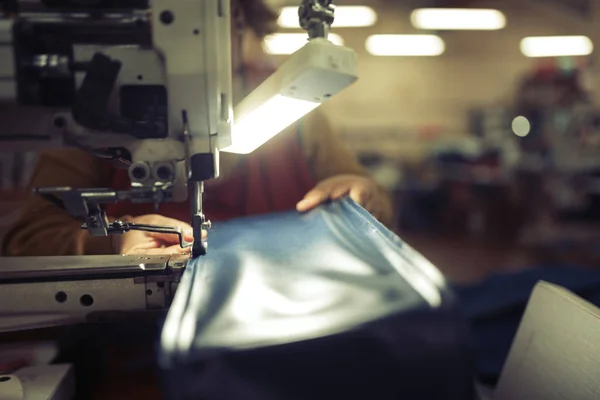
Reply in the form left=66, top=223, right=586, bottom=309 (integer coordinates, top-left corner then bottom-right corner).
left=2, top=0, right=600, bottom=282
left=264, top=0, right=600, bottom=281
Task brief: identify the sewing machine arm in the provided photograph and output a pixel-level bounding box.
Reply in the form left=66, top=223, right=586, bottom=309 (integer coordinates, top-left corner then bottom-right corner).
left=0, top=254, right=189, bottom=333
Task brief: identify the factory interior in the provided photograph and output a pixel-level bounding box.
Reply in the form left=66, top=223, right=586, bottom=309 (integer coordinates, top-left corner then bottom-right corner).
left=5, top=0, right=596, bottom=279
left=263, top=0, right=600, bottom=283
left=1, top=0, right=600, bottom=398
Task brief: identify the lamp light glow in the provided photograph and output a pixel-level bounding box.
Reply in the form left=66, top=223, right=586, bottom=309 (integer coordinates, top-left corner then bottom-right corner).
left=365, top=34, right=445, bottom=56
left=411, top=8, right=506, bottom=30
left=223, top=38, right=357, bottom=154
left=225, top=95, right=319, bottom=154
left=520, top=36, right=594, bottom=58
left=512, top=116, right=531, bottom=137
left=278, top=5, right=377, bottom=28
left=264, top=33, right=344, bottom=55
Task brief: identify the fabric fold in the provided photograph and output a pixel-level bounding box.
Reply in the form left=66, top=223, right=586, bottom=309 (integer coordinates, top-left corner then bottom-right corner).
left=160, top=197, right=473, bottom=399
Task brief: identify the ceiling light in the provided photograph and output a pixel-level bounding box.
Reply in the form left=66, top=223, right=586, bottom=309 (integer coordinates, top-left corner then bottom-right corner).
left=512, top=116, right=531, bottom=137
left=264, top=33, right=344, bottom=55
left=278, top=5, right=377, bottom=28
left=411, top=8, right=506, bottom=30
left=365, top=35, right=445, bottom=57
left=520, top=36, right=594, bottom=58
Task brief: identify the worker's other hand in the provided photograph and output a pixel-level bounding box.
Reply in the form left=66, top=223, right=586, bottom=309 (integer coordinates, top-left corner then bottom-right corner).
left=297, top=174, right=383, bottom=219
left=111, top=214, right=201, bottom=255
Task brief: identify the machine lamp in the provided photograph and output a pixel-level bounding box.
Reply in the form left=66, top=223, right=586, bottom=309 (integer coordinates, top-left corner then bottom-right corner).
left=278, top=5, right=377, bottom=28
left=264, top=33, right=345, bottom=55
left=222, top=38, right=357, bottom=154
left=411, top=8, right=506, bottom=31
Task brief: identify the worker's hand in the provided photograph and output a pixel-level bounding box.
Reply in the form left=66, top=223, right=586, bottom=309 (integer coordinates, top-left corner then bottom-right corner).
left=297, top=174, right=383, bottom=219
left=111, top=214, right=201, bottom=255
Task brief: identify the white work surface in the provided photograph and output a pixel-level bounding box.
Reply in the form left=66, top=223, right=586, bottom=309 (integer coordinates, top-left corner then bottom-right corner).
left=494, top=281, right=600, bottom=400
left=0, top=365, right=74, bottom=400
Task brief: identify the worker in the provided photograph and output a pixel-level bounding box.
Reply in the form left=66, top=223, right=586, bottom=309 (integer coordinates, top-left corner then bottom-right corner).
left=2, top=0, right=394, bottom=257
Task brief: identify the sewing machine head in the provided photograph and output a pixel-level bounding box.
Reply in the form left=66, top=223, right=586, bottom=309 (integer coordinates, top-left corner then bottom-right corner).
left=0, top=0, right=358, bottom=334
left=0, top=0, right=356, bottom=258
left=0, top=0, right=234, bottom=256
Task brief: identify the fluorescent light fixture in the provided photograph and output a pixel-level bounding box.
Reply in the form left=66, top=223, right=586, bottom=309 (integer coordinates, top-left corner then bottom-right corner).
left=411, top=8, right=506, bottom=30
left=520, top=36, right=594, bottom=57
left=278, top=5, right=377, bottom=28
left=365, top=34, right=445, bottom=56
left=264, top=33, right=344, bottom=55
left=226, top=96, right=319, bottom=153
left=223, top=38, right=357, bottom=154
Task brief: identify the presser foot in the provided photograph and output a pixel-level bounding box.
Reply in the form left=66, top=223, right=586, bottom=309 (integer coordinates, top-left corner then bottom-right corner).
left=192, top=240, right=207, bottom=258
left=191, top=216, right=211, bottom=257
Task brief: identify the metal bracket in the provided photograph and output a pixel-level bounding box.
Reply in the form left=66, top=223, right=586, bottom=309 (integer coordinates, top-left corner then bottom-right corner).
left=35, top=186, right=194, bottom=249
left=298, top=0, right=335, bottom=40
left=191, top=213, right=210, bottom=257
left=96, top=220, right=193, bottom=249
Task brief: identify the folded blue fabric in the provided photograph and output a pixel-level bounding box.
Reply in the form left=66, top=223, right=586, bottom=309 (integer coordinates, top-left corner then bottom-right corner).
left=160, top=198, right=473, bottom=399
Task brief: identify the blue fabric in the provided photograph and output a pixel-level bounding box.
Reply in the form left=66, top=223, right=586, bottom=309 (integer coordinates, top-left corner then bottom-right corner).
left=160, top=197, right=474, bottom=399
left=453, top=265, right=600, bottom=384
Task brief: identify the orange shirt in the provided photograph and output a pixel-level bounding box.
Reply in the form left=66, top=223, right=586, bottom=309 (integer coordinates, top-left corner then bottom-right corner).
left=3, top=109, right=394, bottom=256
left=104, top=118, right=315, bottom=222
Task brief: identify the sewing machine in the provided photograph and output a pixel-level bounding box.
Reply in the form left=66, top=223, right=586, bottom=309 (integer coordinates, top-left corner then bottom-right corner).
left=0, top=0, right=357, bottom=333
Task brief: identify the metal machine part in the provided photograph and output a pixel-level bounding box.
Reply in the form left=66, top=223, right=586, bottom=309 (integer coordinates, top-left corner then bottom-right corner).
left=0, top=0, right=345, bottom=339
left=0, top=364, right=75, bottom=400
left=0, top=0, right=234, bottom=255
left=0, top=254, right=188, bottom=332
left=0, top=0, right=337, bottom=256
left=90, top=221, right=193, bottom=249
left=34, top=185, right=195, bottom=245
left=0, top=0, right=348, bottom=349
left=299, top=0, right=334, bottom=40
left=190, top=181, right=210, bottom=257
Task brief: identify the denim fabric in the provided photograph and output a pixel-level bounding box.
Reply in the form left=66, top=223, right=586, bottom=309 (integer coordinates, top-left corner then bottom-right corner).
left=160, top=198, right=473, bottom=399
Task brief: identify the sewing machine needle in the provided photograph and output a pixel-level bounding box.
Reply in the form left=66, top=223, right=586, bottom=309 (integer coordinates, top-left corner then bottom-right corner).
left=190, top=181, right=207, bottom=257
